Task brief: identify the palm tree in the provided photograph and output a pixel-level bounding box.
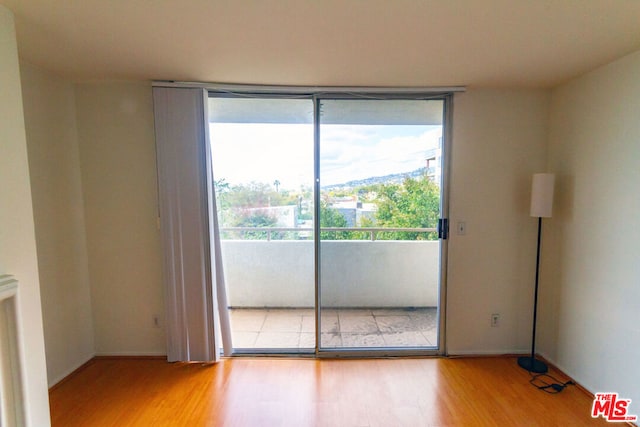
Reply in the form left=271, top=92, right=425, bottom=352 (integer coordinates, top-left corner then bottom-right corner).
left=273, top=179, right=281, bottom=193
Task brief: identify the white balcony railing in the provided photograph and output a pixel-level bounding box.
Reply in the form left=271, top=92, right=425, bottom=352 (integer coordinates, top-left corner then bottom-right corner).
left=221, top=226, right=437, bottom=241
left=220, top=227, right=440, bottom=308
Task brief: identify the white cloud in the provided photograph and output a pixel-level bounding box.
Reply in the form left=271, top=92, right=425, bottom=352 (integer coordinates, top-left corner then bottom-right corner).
left=319, top=125, right=441, bottom=185
left=209, top=123, right=442, bottom=189
left=210, top=123, right=314, bottom=190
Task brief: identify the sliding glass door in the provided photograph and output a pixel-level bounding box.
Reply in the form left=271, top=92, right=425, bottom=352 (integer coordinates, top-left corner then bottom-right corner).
left=209, top=93, right=448, bottom=355
left=318, top=99, right=444, bottom=351
left=209, top=97, right=315, bottom=352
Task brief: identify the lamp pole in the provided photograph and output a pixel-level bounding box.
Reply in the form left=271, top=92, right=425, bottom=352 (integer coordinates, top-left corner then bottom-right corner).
left=518, top=216, right=548, bottom=373
left=518, top=173, right=554, bottom=374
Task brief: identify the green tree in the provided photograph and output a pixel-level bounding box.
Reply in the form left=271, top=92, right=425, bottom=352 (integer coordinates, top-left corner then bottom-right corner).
left=319, top=201, right=348, bottom=240
left=223, top=181, right=299, bottom=208
left=225, top=182, right=273, bottom=208
left=227, top=209, right=280, bottom=240
left=319, top=202, right=370, bottom=240
left=374, top=177, right=440, bottom=240
left=215, top=181, right=301, bottom=231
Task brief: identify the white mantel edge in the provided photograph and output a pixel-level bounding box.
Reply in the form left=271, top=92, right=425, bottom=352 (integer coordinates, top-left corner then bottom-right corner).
left=0, top=275, right=18, bottom=302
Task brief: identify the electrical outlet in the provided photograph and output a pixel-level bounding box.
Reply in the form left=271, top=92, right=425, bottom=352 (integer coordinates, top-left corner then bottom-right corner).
left=153, top=315, right=161, bottom=328
left=491, top=313, right=500, bottom=327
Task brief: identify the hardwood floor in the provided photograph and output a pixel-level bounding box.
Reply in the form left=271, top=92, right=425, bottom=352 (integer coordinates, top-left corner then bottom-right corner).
left=49, top=356, right=608, bottom=426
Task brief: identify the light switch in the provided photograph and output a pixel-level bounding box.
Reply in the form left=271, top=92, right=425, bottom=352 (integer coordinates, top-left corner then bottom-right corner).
left=457, top=221, right=466, bottom=235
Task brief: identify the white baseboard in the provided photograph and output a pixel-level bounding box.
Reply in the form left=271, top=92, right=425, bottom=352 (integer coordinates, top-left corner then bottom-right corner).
left=536, top=351, right=596, bottom=397
left=49, top=351, right=168, bottom=388
left=48, top=353, right=95, bottom=388
left=94, top=351, right=167, bottom=357
left=447, top=349, right=530, bottom=356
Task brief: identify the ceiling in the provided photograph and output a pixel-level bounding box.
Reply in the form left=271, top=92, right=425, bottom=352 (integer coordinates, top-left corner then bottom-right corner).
left=3, top=0, right=640, bottom=88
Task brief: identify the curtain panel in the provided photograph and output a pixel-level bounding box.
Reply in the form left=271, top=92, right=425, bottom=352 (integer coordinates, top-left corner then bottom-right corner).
left=153, top=87, right=221, bottom=362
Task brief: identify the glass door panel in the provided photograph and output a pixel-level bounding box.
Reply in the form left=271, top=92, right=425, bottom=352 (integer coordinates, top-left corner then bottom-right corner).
left=209, top=97, right=315, bottom=353
left=318, top=99, right=444, bottom=350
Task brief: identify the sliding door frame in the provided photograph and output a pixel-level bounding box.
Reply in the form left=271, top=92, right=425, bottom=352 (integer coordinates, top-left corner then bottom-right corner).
left=205, top=87, right=454, bottom=357
left=313, top=93, right=452, bottom=358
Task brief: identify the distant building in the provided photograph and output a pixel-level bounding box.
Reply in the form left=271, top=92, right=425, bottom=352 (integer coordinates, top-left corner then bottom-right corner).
left=331, top=198, right=377, bottom=227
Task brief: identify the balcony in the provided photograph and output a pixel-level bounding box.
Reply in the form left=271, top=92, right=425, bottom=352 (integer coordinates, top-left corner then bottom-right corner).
left=229, top=307, right=438, bottom=349
left=220, top=228, right=440, bottom=350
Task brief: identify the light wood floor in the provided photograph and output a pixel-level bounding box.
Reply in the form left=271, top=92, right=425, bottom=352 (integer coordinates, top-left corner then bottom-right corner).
left=49, top=356, right=608, bottom=426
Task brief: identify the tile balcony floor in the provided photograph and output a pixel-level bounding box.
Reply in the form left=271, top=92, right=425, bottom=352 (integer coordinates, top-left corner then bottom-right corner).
left=228, top=307, right=438, bottom=350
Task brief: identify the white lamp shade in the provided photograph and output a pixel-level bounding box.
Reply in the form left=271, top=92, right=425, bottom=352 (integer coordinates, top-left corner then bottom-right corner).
left=530, top=173, right=555, bottom=218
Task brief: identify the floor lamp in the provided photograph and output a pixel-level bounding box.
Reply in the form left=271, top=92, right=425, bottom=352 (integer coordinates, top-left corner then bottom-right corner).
left=518, top=173, right=555, bottom=374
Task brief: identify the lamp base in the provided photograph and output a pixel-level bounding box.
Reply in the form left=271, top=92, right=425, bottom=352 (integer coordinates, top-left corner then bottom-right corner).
left=517, top=356, right=548, bottom=374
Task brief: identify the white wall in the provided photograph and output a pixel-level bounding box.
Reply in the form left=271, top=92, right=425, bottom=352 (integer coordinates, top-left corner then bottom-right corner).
left=75, top=83, right=165, bottom=356
left=540, top=50, right=640, bottom=401
left=223, top=240, right=440, bottom=307
left=65, top=76, right=640, bottom=407
left=447, top=89, right=550, bottom=354
left=321, top=241, right=440, bottom=307
left=20, top=62, right=95, bottom=386
left=69, top=84, right=552, bottom=357
left=3, top=2, right=635, bottom=404
left=0, top=6, right=51, bottom=425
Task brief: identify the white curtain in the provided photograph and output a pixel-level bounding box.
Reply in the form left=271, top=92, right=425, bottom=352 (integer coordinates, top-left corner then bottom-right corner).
left=153, top=87, right=231, bottom=362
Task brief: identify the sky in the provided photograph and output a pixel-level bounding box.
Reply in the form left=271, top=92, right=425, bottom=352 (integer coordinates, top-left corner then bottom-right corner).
left=209, top=123, right=442, bottom=190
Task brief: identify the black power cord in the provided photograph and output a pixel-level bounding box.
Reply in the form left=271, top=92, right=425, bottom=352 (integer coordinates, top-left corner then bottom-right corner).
left=529, top=372, right=575, bottom=394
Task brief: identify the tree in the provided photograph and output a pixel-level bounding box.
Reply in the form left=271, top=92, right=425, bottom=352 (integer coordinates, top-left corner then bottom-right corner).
left=374, top=177, right=440, bottom=240
left=273, top=179, right=281, bottom=193
left=319, top=201, right=371, bottom=240
left=222, top=181, right=298, bottom=208
left=225, top=182, right=273, bottom=208
left=226, top=209, right=280, bottom=240
left=215, top=181, right=301, bottom=230
left=319, top=201, right=347, bottom=240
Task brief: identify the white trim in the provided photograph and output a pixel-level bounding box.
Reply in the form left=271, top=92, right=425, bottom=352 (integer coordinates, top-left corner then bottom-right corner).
left=438, top=94, right=453, bottom=356
left=0, top=275, right=24, bottom=426
left=447, top=349, right=530, bottom=356
left=0, top=275, right=18, bottom=300
left=94, top=351, right=167, bottom=357
left=152, top=81, right=466, bottom=94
